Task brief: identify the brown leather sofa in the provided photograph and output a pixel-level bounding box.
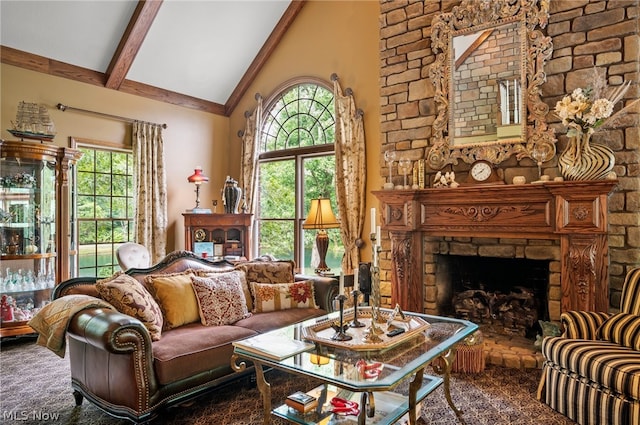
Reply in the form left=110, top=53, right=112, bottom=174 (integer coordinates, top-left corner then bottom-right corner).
left=52, top=250, right=337, bottom=423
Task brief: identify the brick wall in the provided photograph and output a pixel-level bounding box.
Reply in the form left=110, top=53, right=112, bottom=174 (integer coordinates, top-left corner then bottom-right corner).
left=378, top=0, right=639, bottom=311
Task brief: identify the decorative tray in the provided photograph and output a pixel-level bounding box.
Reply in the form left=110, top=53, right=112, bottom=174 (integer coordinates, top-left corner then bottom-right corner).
left=302, top=306, right=430, bottom=352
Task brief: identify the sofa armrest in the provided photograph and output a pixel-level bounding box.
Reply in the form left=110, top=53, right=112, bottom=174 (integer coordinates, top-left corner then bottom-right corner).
left=560, top=310, right=613, bottom=339
left=296, top=274, right=339, bottom=312
left=66, top=307, right=159, bottom=412
left=68, top=307, right=155, bottom=353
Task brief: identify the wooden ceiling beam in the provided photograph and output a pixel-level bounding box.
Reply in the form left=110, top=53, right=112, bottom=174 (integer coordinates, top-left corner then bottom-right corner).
left=225, top=0, right=307, bottom=115
left=105, top=0, right=163, bottom=90
left=1, top=46, right=225, bottom=115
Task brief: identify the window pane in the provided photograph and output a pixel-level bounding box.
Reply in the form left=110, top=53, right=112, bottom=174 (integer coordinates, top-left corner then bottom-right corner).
left=112, top=197, right=127, bottom=219
left=78, top=221, right=96, bottom=245
left=76, top=146, right=133, bottom=277
left=112, top=152, right=129, bottom=175
left=77, top=195, right=95, bottom=219
left=95, top=174, right=111, bottom=196
left=259, top=160, right=295, bottom=219
left=112, top=175, right=127, bottom=196
left=77, top=149, right=94, bottom=172
left=258, top=220, right=294, bottom=260
left=77, top=171, right=94, bottom=194
left=95, top=196, right=111, bottom=218
left=303, top=156, right=336, bottom=204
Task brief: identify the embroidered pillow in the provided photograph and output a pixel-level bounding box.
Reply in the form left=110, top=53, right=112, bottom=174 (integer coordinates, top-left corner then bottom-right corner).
left=190, top=272, right=251, bottom=326
left=197, top=269, right=252, bottom=312
left=597, top=312, right=640, bottom=350
left=96, top=272, right=163, bottom=340
left=250, top=281, right=317, bottom=313
left=145, top=271, right=200, bottom=330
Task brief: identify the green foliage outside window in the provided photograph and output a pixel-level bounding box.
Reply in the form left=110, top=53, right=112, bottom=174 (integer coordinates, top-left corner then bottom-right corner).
left=257, top=82, right=343, bottom=273
left=76, top=147, right=133, bottom=277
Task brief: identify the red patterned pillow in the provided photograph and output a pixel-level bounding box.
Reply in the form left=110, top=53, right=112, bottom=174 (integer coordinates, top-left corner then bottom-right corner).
left=190, top=271, right=251, bottom=326
left=250, top=281, right=318, bottom=313
left=96, top=272, right=163, bottom=340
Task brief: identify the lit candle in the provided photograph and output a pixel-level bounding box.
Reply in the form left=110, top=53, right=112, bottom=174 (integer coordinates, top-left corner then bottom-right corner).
left=370, top=208, right=376, bottom=235
left=339, top=272, right=344, bottom=295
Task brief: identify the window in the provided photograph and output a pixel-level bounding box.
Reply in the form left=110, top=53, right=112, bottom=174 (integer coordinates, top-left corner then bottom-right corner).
left=73, top=142, right=134, bottom=277
left=256, top=79, right=343, bottom=273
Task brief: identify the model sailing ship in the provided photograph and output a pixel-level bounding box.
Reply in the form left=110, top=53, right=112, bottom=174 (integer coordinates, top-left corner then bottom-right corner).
left=8, top=101, right=56, bottom=142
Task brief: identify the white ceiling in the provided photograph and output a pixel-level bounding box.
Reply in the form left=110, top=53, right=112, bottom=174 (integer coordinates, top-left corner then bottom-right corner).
left=0, top=0, right=292, bottom=106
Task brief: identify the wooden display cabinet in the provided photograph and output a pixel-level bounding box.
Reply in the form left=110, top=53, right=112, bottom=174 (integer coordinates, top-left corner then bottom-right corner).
left=0, top=140, right=81, bottom=337
left=183, top=213, right=252, bottom=260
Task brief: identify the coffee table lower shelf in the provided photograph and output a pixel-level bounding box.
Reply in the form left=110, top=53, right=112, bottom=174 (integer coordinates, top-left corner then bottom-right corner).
left=272, top=375, right=443, bottom=425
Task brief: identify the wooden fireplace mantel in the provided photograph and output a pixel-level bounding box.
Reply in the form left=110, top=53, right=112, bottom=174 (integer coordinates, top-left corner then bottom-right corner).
left=373, top=180, right=617, bottom=314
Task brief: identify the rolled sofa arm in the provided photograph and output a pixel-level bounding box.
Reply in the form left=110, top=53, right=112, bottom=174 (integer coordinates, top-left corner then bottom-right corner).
left=560, top=310, right=612, bottom=340
left=66, top=306, right=159, bottom=414
left=296, top=274, right=339, bottom=312
left=68, top=307, right=154, bottom=353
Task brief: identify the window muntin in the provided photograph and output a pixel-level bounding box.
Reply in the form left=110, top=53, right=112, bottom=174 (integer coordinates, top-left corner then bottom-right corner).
left=76, top=146, right=134, bottom=277
left=256, top=81, right=342, bottom=273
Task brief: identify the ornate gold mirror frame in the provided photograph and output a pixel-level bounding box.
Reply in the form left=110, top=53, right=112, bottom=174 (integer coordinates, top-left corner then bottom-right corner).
left=427, top=0, right=555, bottom=170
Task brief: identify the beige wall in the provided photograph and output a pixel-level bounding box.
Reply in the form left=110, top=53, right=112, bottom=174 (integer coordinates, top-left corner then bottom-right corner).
left=1, top=64, right=228, bottom=251
left=1, top=0, right=382, bottom=261
left=228, top=0, right=382, bottom=260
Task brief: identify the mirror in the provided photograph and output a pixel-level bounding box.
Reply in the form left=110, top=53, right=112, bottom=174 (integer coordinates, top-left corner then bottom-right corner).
left=427, top=0, right=555, bottom=170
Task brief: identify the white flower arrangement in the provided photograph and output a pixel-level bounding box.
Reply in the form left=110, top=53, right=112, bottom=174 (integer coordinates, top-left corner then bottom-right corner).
left=555, top=69, right=630, bottom=138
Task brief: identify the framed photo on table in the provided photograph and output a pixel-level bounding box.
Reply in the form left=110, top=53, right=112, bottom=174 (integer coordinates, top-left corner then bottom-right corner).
left=213, top=244, right=224, bottom=257
left=193, top=242, right=214, bottom=258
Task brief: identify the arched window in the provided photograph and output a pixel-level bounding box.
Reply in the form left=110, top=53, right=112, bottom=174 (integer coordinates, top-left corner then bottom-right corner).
left=255, top=78, right=343, bottom=273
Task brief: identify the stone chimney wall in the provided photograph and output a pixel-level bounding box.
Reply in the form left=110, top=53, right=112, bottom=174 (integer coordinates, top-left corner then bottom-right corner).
left=378, top=0, right=639, bottom=310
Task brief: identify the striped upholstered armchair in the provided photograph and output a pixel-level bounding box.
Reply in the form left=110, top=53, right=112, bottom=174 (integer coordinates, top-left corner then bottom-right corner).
left=537, top=267, right=640, bottom=425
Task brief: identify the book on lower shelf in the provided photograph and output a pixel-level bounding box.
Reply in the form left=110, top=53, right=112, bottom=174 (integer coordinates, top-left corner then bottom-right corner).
left=286, top=391, right=318, bottom=413
left=232, top=329, right=314, bottom=361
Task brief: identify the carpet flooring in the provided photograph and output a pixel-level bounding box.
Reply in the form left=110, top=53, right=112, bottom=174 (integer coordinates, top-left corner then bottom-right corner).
left=0, top=338, right=575, bottom=425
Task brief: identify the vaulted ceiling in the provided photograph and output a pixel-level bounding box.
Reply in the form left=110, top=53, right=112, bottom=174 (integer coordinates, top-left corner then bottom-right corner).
left=0, top=0, right=304, bottom=116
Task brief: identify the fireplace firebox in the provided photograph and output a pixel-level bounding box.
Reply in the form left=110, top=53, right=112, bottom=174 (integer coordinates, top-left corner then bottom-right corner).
left=435, top=255, right=549, bottom=338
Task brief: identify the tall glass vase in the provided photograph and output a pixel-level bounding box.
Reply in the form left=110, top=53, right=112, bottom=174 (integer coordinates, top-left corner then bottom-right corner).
left=558, top=131, right=615, bottom=181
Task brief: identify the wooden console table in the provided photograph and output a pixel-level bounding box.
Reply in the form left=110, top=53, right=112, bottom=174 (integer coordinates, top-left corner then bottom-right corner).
left=373, top=180, right=617, bottom=315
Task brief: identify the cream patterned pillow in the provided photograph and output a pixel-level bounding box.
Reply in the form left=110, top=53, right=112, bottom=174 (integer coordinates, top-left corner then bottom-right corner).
left=96, top=272, right=163, bottom=340
left=197, top=269, right=252, bottom=312
left=250, top=280, right=318, bottom=313
left=190, top=272, right=251, bottom=326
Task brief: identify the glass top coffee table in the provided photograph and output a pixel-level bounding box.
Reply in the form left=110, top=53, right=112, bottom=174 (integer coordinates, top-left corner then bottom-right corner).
left=231, top=307, right=478, bottom=425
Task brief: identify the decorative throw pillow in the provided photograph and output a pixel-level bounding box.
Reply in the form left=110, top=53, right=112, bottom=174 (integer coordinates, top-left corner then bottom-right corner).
left=96, top=272, right=163, bottom=340
left=145, top=271, right=200, bottom=330
left=250, top=280, right=318, bottom=313
left=235, top=260, right=295, bottom=285
left=597, top=312, right=640, bottom=350
left=198, top=269, right=253, bottom=312
left=190, top=272, right=251, bottom=326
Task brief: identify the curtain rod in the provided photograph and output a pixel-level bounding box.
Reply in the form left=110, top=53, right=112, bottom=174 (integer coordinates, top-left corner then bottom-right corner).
left=56, top=103, right=167, bottom=129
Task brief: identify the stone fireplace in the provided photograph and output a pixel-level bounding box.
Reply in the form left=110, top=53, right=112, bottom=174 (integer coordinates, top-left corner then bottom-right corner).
left=374, top=180, right=617, bottom=321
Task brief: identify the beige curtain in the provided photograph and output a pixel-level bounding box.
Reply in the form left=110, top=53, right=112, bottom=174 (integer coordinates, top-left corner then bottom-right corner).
left=132, top=122, right=168, bottom=263
left=333, top=75, right=366, bottom=274
left=239, top=95, right=263, bottom=215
